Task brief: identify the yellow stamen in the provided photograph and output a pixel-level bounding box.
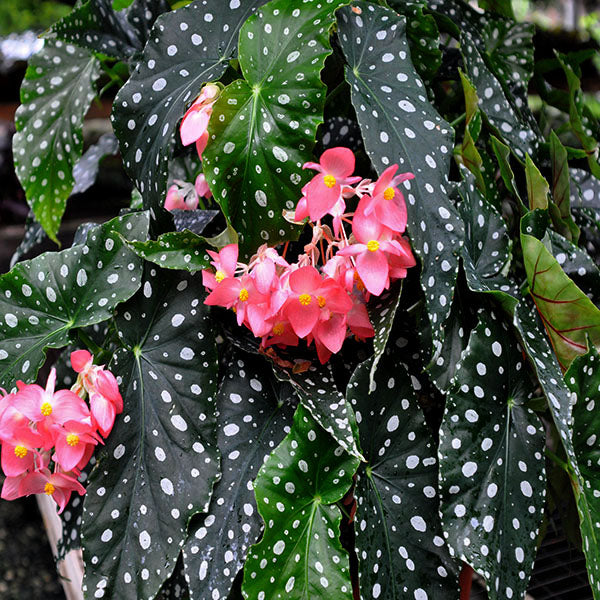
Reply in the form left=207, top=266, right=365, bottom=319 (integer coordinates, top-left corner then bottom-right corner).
left=238, top=288, right=249, bottom=302
left=66, top=433, right=79, bottom=447
left=14, top=445, right=27, bottom=459
left=383, top=187, right=395, bottom=201
left=323, top=175, right=336, bottom=188
left=44, top=482, right=55, bottom=496
left=215, top=270, right=226, bottom=283
left=299, top=293, right=312, bottom=306
left=367, top=240, right=380, bottom=252
left=40, top=402, right=52, bottom=416
left=272, top=322, right=285, bottom=336
left=317, top=295, right=326, bottom=308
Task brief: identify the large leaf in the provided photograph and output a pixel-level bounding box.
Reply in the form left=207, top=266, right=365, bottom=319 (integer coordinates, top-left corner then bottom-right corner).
left=242, top=404, right=359, bottom=599
left=439, top=310, right=546, bottom=600
left=521, top=215, right=600, bottom=369
left=337, top=1, right=463, bottom=343
left=182, top=351, right=295, bottom=600
left=82, top=267, right=219, bottom=600
left=348, top=354, right=459, bottom=600
left=112, top=0, right=267, bottom=211
left=203, top=0, right=344, bottom=255
left=50, top=0, right=169, bottom=61
left=0, top=212, right=148, bottom=391
left=12, top=39, right=101, bottom=241
left=566, top=346, right=600, bottom=599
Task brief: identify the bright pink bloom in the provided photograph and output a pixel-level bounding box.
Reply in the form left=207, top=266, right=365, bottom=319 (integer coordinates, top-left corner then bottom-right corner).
left=1, top=472, right=27, bottom=501
left=180, top=84, right=220, bottom=158
left=195, top=174, right=212, bottom=199
left=19, top=468, right=86, bottom=513
left=303, top=147, right=361, bottom=221
left=0, top=426, right=44, bottom=476
left=263, top=319, right=299, bottom=349
left=202, top=243, right=239, bottom=291
left=362, top=165, right=412, bottom=233
left=164, top=182, right=199, bottom=211
left=249, top=244, right=289, bottom=295
left=347, top=300, right=375, bottom=340
left=387, top=237, right=417, bottom=279
left=53, top=420, right=98, bottom=472
left=71, top=349, right=92, bottom=374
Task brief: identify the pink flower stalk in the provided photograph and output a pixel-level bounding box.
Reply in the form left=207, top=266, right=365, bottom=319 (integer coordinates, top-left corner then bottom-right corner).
left=180, top=83, right=220, bottom=158
left=362, top=165, right=412, bottom=233
left=202, top=243, right=239, bottom=292
left=19, top=468, right=86, bottom=513
left=303, top=147, right=361, bottom=221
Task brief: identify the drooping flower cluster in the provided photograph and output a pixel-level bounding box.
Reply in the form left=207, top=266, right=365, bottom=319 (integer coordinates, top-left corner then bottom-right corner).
left=202, top=147, right=416, bottom=363
left=0, top=351, right=122, bottom=512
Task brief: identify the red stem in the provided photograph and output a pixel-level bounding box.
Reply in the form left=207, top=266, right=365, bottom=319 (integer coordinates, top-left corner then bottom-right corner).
left=459, top=563, right=474, bottom=600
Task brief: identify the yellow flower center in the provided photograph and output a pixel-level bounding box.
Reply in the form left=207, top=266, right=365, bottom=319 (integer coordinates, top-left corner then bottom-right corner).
left=66, top=434, right=80, bottom=447
left=367, top=240, right=380, bottom=252
left=40, top=402, right=52, bottom=416
left=14, top=445, right=27, bottom=459
left=383, top=187, right=395, bottom=201
left=299, top=293, right=312, bottom=306
left=238, top=288, right=249, bottom=302
left=317, top=295, right=326, bottom=308
left=44, top=482, right=55, bottom=496
left=215, top=270, right=226, bottom=283
left=323, top=175, right=336, bottom=188
left=272, top=322, right=285, bottom=336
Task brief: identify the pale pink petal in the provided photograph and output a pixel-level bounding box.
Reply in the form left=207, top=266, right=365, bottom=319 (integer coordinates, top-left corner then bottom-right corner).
left=219, top=244, right=239, bottom=276
left=356, top=250, right=389, bottom=296
left=320, top=147, right=355, bottom=178
left=196, top=131, right=209, bottom=158
left=195, top=174, right=211, bottom=198
left=1, top=473, right=26, bottom=500
left=180, top=109, right=210, bottom=146
left=305, top=176, right=340, bottom=221
left=253, top=260, right=276, bottom=295
left=289, top=266, right=322, bottom=295
left=70, top=350, right=92, bottom=373
left=372, top=164, right=398, bottom=197
left=285, top=298, right=320, bottom=339
left=315, top=313, right=347, bottom=353
left=90, top=394, right=117, bottom=438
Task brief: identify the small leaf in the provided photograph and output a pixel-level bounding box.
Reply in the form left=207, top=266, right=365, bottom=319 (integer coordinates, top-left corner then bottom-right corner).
left=183, top=351, right=295, bottom=600
left=82, top=266, right=219, bottom=600
left=337, top=1, right=463, bottom=343
left=525, top=154, right=549, bottom=211
left=12, top=40, right=101, bottom=241
left=9, top=213, right=46, bottom=268
left=439, top=310, right=546, bottom=600
left=477, top=0, right=515, bottom=19
left=72, top=133, right=119, bottom=195
left=111, top=0, right=267, bottom=212
left=565, top=346, right=600, bottom=599
left=490, top=134, right=524, bottom=206
left=0, top=212, right=149, bottom=391
left=203, top=0, right=345, bottom=255
left=348, top=354, right=459, bottom=600
left=242, top=404, right=359, bottom=599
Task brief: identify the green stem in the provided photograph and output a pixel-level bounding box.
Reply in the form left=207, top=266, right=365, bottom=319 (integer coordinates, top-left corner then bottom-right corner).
left=545, top=447, right=570, bottom=473
left=450, top=112, right=466, bottom=128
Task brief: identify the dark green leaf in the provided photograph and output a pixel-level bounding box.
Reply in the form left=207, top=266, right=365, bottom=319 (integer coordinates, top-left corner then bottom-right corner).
left=242, top=404, right=359, bottom=599
left=82, top=267, right=219, bottom=600
left=0, top=212, right=148, bottom=391
left=490, top=134, right=524, bottom=206
left=72, top=133, right=119, bottom=195
left=112, top=0, right=267, bottom=212
left=9, top=213, right=46, bottom=268
left=348, top=354, right=459, bottom=600
left=477, top=0, right=514, bottom=19
left=12, top=40, right=101, bottom=241
left=337, top=1, right=463, bottom=343
left=203, top=0, right=344, bottom=255
left=183, top=351, right=295, bottom=600
left=439, top=310, right=546, bottom=600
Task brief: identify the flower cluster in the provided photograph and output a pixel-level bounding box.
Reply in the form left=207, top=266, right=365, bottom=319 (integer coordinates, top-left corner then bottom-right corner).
left=0, top=350, right=122, bottom=512
left=202, top=147, right=416, bottom=363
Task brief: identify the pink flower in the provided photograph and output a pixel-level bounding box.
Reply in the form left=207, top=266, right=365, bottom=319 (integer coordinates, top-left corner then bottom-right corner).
left=303, top=147, right=361, bottom=221
left=262, top=319, right=299, bottom=349
left=248, top=244, right=289, bottom=295
left=180, top=84, right=220, bottom=158
left=202, top=243, right=239, bottom=291
left=19, top=468, right=86, bottom=513
left=1, top=472, right=27, bottom=501
left=164, top=182, right=199, bottom=212
left=347, top=300, right=375, bottom=340
left=195, top=173, right=212, bottom=199
left=0, top=426, right=44, bottom=477
left=362, top=165, right=413, bottom=233
left=53, top=420, right=98, bottom=472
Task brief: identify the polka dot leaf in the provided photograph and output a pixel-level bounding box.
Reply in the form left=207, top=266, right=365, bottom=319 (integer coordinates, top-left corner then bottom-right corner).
left=72, top=133, right=119, bottom=196
left=183, top=350, right=295, bottom=600
left=241, top=403, right=359, bottom=600
left=565, top=345, right=600, bottom=598
left=571, top=167, right=600, bottom=224
left=521, top=214, right=600, bottom=370
left=272, top=361, right=363, bottom=460
left=9, top=213, right=46, bottom=269
left=82, top=266, right=219, bottom=600
left=111, top=0, right=268, bottom=213
left=50, top=0, right=170, bottom=62
left=202, top=0, right=346, bottom=257
left=0, top=211, right=149, bottom=392
left=439, top=310, right=546, bottom=600
left=347, top=354, right=459, bottom=600
left=12, top=39, right=101, bottom=242
left=336, top=2, right=463, bottom=343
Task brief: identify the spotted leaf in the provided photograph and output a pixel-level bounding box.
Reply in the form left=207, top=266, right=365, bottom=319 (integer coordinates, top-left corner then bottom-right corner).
left=242, top=404, right=359, bottom=600
left=111, top=0, right=267, bottom=212
left=72, top=133, right=120, bottom=196
left=50, top=0, right=170, bottom=61
left=12, top=39, right=101, bottom=242
left=9, top=213, right=46, bottom=268
left=521, top=217, right=600, bottom=369
left=565, top=346, right=600, bottom=599
left=203, top=0, right=344, bottom=256
left=183, top=351, right=295, bottom=600
left=439, top=310, right=546, bottom=600
left=337, top=1, right=463, bottom=343
left=0, top=212, right=148, bottom=391
left=82, top=266, right=219, bottom=600
left=347, top=354, right=459, bottom=600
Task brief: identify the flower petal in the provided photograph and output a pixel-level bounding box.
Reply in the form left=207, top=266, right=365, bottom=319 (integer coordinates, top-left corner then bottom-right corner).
left=320, top=147, right=355, bottom=178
